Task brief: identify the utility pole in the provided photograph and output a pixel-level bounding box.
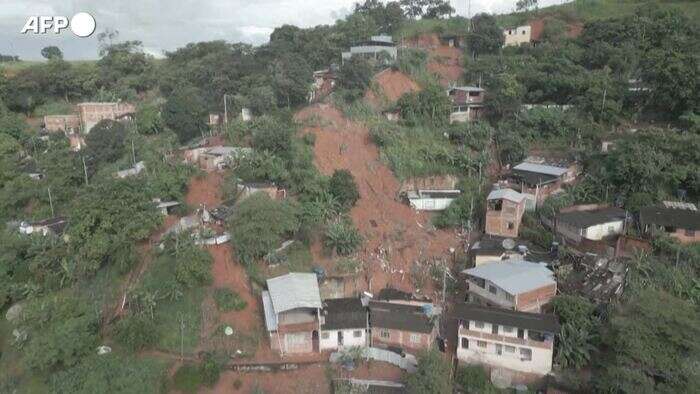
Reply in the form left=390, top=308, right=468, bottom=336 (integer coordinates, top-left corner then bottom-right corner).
left=81, top=156, right=89, bottom=186
left=601, top=86, right=607, bottom=115
left=47, top=187, right=54, bottom=217
left=223, top=94, right=229, bottom=125
left=179, top=314, right=185, bottom=361
left=131, top=138, right=136, bottom=165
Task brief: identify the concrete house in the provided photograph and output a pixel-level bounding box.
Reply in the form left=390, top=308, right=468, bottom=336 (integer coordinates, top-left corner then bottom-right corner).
left=320, top=298, right=368, bottom=351
left=455, top=304, right=559, bottom=379
left=19, top=217, right=68, bottom=238
left=503, top=25, right=532, bottom=47
left=115, top=161, right=146, bottom=179
left=153, top=199, right=180, bottom=216
left=262, top=273, right=323, bottom=355
left=406, top=189, right=461, bottom=211
left=398, top=174, right=459, bottom=194
left=342, top=35, right=397, bottom=64
left=376, top=288, right=432, bottom=307
left=463, top=261, right=556, bottom=313
left=509, top=161, right=578, bottom=209
left=237, top=182, right=286, bottom=202
left=555, top=206, right=626, bottom=243
left=640, top=202, right=700, bottom=244
left=469, top=236, right=530, bottom=267
left=369, top=301, right=438, bottom=352
left=447, top=86, right=485, bottom=123
left=485, top=189, right=526, bottom=238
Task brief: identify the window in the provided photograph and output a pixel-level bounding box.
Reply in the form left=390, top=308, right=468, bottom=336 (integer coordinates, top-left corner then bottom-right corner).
left=461, top=338, right=469, bottom=349
left=505, top=293, right=515, bottom=302
left=474, top=321, right=484, bottom=329
left=520, top=348, right=532, bottom=361
left=321, top=332, right=330, bottom=340
left=410, top=334, right=421, bottom=344
left=507, top=222, right=515, bottom=230
left=353, top=330, right=362, bottom=338
left=477, top=340, right=487, bottom=348
left=488, top=285, right=498, bottom=295
left=471, top=277, right=485, bottom=288
left=380, top=329, right=390, bottom=339
left=505, top=345, right=516, bottom=353
left=495, top=344, right=503, bottom=355
left=686, top=229, right=696, bottom=237
left=502, top=326, right=514, bottom=334
left=492, top=324, right=499, bottom=335
left=528, top=330, right=546, bottom=342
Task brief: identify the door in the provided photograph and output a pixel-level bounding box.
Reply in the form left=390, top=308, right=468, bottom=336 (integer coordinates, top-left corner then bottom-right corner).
left=337, top=331, right=344, bottom=347
left=517, top=328, right=525, bottom=339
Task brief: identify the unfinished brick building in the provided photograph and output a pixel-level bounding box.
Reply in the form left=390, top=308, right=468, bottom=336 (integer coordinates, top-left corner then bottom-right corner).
left=485, top=188, right=526, bottom=238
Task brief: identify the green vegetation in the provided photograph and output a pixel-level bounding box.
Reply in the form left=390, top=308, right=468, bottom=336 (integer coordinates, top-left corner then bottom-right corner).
left=213, top=288, right=247, bottom=312
left=405, top=350, right=452, bottom=394
left=324, top=218, right=363, bottom=256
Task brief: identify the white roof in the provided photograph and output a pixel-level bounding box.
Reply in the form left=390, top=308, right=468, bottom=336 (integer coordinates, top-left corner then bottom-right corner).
left=451, top=86, right=484, bottom=92
left=513, top=162, right=568, bottom=177
left=261, top=291, right=278, bottom=331
left=487, top=188, right=525, bottom=203
left=266, top=273, right=322, bottom=314
left=464, top=260, right=555, bottom=295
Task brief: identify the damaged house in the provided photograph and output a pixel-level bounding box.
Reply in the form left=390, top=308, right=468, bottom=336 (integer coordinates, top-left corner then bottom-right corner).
left=640, top=201, right=700, bottom=244
left=447, top=86, right=485, bottom=123
left=508, top=161, right=579, bottom=209
left=485, top=188, right=526, bottom=238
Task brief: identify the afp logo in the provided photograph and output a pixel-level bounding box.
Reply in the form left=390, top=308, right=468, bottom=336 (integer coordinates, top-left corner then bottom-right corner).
left=21, top=12, right=96, bottom=37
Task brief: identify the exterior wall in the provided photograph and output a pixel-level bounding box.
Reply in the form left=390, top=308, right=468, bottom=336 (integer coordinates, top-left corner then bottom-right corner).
left=669, top=228, right=700, bottom=244
left=515, top=284, right=556, bottom=312
left=342, top=46, right=397, bottom=62
left=467, top=279, right=515, bottom=309
left=270, top=331, right=314, bottom=354
left=399, top=175, right=458, bottom=194
left=449, top=106, right=484, bottom=123
left=503, top=26, right=532, bottom=47
left=371, top=327, right=434, bottom=352
left=78, top=102, right=135, bottom=132
left=485, top=199, right=525, bottom=238
left=456, top=321, right=553, bottom=376
left=408, top=197, right=455, bottom=211
left=519, top=180, right=564, bottom=206
left=320, top=328, right=367, bottom=351
left=583, top=220, right=624, bottom=241
left=555, top=220, right=583, bottom=243
left=43, top=115, right=80, bottom=133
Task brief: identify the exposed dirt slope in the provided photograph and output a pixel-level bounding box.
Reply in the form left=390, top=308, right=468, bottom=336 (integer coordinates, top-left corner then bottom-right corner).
left=364, top=68, right=421, bottom=108
left=296, top=104, right=462, bottom=297
left=404, top=33, right=464, bottom=86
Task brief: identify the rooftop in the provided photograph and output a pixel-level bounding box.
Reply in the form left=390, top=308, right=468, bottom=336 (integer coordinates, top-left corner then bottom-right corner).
left=557, top=207, right=626, bottom=228
left=487, top=188, right=526, bottom=203
left=376, top=288, right=431, bottom=303
left=322, top=297, right=367, bottom=330
left=513, top=162, right=568, bottom=177
left=640, top=204, right=700, bottom=231
left=453, top=303, right=560, bottom=333
left=449, top=86, right=485, bottom=92
left=266, top=273, right=322, bottom=314
left=463, top=260, right=555, bottom=295
left=369, top=301, right=434, bottom=334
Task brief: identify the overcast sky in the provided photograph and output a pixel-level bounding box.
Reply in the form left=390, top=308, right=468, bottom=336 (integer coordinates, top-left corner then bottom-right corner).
left=1, top=0, right=568, bottom=60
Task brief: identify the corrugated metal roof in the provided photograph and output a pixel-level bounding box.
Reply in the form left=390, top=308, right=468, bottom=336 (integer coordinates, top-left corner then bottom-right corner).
left=453, top=303, right=559, bottom=333
left=463, top=260, right=555, bottom=295
left=487, top=188, right=525, bottom=203
left=261, top=291, right=278, bottom=331
left=267, top=273, right=322, bottom=313
left=513, top=162, right=568, bottom=177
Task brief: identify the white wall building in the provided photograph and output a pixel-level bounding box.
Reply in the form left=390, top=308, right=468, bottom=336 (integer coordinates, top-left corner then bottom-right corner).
left=454, top=304, right=559, bottom=377
left=319, top=298, right=368, bottom=351
left=503, top=25, right=531, bottom=47
left=555, top=207, right=627, bottom=243
left=406, top=189, right=461, bottom=211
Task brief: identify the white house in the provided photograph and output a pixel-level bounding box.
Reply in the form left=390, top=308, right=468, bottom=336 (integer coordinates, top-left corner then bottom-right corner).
left=454, top=303, right=559, bottom=377
left=503, top=25, right=531, bottom=47
left=406, top=190, right=461, bottom=211
left=320, top=298, right=368, bottom=351
left=555, top=207, right=627, bottom=243
left=115, top=161, right=146, bottom=179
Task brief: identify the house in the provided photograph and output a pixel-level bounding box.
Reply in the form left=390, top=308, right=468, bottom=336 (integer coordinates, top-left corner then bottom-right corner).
left=376, top=288, right=432, bottom=307
left=555, top=206, right=627, bottom=243
left=19, top=217, right=68, bottom=238
left=469, top=236, right=531, bottom=267
left=115, top=161, right=146, bottom=179
left=209, top=199, right=236, bottom=225
left=439, top=34, right=464, bottom=48
left=447, top=86, right=485, bottom=123
left=199, top=146, right=251, bottom=171
left=43, top=114, right=80, bottom=133
left=485, top=188, right=526, bottom=238
left=67, top=132, right=85, bottom=152
left=342, top=35, right=397, bottom=64
left=454, top=303, right=559, bottom=378
left=369, top=301, right=438, bottom=352
left=262, top=273, right=323, bottom=355
left=237, top=182, right=286, bottom=202
left=463, top=261, right=556, bottom=313
left=319, top=298, right=368, bottom=351
left=153, top=198, right=180, bottom=216
left=309, top=68, right=338, bottom=103
left=406, top=189, right=461, bottom=211
left=509, top=161, right=578, bottom=209
left=640, top=202, right=700, bottom=244
left=208, top=113, right=221, bottom=127
left=77, top=102, right=136, bottom=133
left=503, top=25, right=532, bottom=47
left=398, top=174, right=458, bottom=194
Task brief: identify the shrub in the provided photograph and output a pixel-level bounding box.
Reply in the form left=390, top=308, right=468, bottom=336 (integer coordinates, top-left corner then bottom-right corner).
left=115, top=314, right=158, bottom=351
left=213, top=288, right=247, bottom=312
left=329, top=169, right=360, bottom=210
left=324, top=218, right=362, bottom=256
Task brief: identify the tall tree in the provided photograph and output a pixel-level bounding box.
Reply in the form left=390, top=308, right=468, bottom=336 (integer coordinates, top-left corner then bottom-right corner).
left=466, top=14, right=504, bottom=57
left=163, top=86, right=208, bottom=143
left=41, top=46, right=63, bottom=60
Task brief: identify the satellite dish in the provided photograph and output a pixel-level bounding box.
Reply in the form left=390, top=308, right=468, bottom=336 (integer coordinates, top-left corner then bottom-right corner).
left=501, top=238, right=516, bottom=250
left=224, top=326, right=234, bottom=336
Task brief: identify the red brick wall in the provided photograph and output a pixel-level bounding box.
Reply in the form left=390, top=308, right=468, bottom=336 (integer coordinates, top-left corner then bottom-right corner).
left=371, top=328, right=434, bottom=351
left=516, top=284, right=556, bottom=312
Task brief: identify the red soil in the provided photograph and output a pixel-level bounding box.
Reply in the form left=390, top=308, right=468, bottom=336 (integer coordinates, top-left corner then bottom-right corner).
left=296, top=104, right=462, bottom=298
left=404, top=33, right=464, bottom=86
left=364, top=68, right=421, bottom=107
left=206, top=363, right=330, bottom=394
left=185, top=171, right=224, bottom=208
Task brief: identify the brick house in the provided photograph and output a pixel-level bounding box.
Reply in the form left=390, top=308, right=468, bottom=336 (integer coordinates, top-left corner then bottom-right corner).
left=463, top=261, right=556, bottom=313
left=640, top=202, right=700, bottom=244
left=43, top=114, right=80, bottom=133
left=485, top=188, right=526, bottom=238
left=508, top=161, right=578, bottom=209
left=262, top=273, right=323, bottom=355
left=77, top=102, right=136, bottom=133
left=447, top=86, right=485, bottom=123
left=369, top=301, right=438, bottom=352
left=455, top=304, right=559, bottom=379
left=319, top=298, right=368, bottom=351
